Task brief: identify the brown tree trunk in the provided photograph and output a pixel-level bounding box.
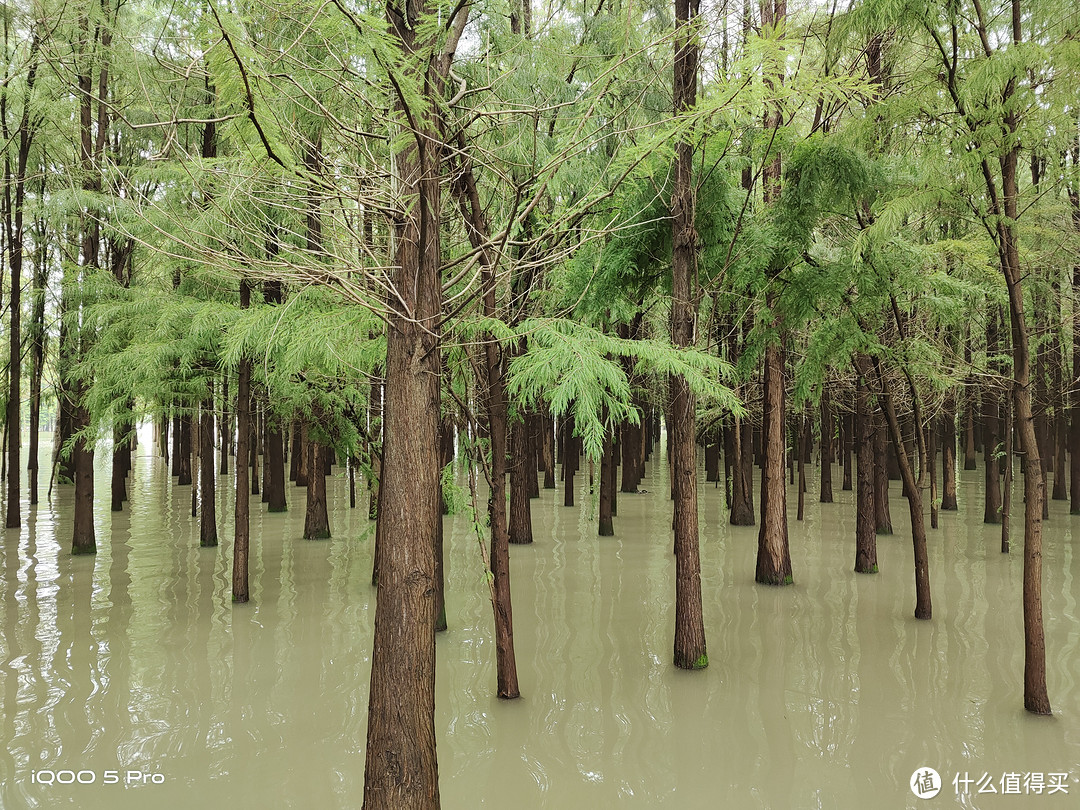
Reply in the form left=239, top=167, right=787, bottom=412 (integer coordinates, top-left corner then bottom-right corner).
left=200, top=395, right=217, bottom=547
left=219, top=374, right=229, bottom=475
left=670, top=0, right=707, bottom=668
left=871, top=359, right=932, bottom=620
left=842, top=411, right=853, bottom=491
left=303, top=439, right=330, bottom=540
left=599, top=428, right=614, bottom=536
left=233, top=280, right=251, bottom=602
left=264, top=421, right=286, bottom=513
left=178, top=413, right=192, bottom=486
left=941, top=396, right=958, bottom=510
left=873, top=414, right=892, bottom=534
left=756, top=337, right=791, bottom=584
left=854, top=360, right=877, bottom=574
left=508, top=412, right=533, bottom=545
left=111, top=424, right=127, bottom=512
left=796, top=415, right=807, bottom=521
left=71, top=403, right=95, bottom=555
left=984, top=310, right=1003, bottom=524
left=364, top=9, right=471, bottom=797
left=563, top=421, right=576, bottom=507
left=819, top=392, right=833, bottom=503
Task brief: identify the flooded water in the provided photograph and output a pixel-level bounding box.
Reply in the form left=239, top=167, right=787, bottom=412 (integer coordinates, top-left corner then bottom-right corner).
left=1, top=429, right=1078, bottom=809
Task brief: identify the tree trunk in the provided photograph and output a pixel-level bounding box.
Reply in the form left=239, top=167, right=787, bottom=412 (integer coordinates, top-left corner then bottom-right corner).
left=233, top=280, right=251, bottom=602
left=756, top=336, right=792, bottom=584
left=178, top=413, right=192, bottom=485
left=200, top=395, right=217, bottom=547
left=508, top=412, right=533, bottom=545
left=873, top=415, right=892, bottom=534
left=219, top=374, right=229, bottom=475
left=363, top=8, right=469, bottom=800
left=819, top=392, right=833, bottom=503
left=941, top=396, right=958, bottom=510
left=841, top=411, right=853, bottom=491
left=264, top=419, right=287, bottom=512
left=854, top=360, right=877, bottom=574
left=671, top=0, right=708, bottom=667
left=303, top=440, right=330, bottom=540
left=871, top=359, right=932, bottom=620
left=599, top=428, right=614, bottom=536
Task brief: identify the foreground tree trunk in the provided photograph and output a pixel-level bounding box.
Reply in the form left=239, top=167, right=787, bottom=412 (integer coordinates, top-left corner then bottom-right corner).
left=363, top=5, right=469, bottom=803
left=670, top=0, right=707, bottom=668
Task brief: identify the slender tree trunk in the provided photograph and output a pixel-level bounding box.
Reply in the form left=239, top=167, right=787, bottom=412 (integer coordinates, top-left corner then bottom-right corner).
left=233, top=280, right=251, bottom=602
left=941, top=395, right=958, bottom=510
left=303, top=439, right=330, bottom=540
left=599, top=428, right=614, bottom=536
left=984, top=310, right=1003, bottom=525
left=841, top=411, right=853, bottom=491
left=178, top=413, right=192, bottom=485
left=200, top=395, right=217, bottom=547
left=219, top=374, right=229, bottom=475
left=796, top=415, right=807, bottom=521
left=669, top=0, right=708, bottom=668
left=871, top=359, right=932, bottom=620
left=820, top=392, right=833, bottom=503
left=563, top=421, right=576, bottom=507
left=854, top=360, right=877, bottom=574
left=873, top=414, right=892, bottom=534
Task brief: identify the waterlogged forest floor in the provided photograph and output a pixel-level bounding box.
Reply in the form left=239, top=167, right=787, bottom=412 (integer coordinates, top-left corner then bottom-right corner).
left=1, top=429, right=1079, bottom=809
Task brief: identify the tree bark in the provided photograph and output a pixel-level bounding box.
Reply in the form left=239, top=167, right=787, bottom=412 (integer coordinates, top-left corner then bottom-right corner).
left=819, top=392, right=833, bottom=503
left=303, top=439, right=330, bottom=540
left=200, top=395, right=217, bottom=547
left=671, top=0, right=707, bottom=667
left=854, top=359, right=877, bottom=574
left=941, top=395, right=958, bottom=510
left=233, top=280, right=251, bottom=602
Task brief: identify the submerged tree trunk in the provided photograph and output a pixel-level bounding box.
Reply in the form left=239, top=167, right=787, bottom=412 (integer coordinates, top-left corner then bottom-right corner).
left=854, top=360, right=877, bottom=574
left=599, top=428, right=614, bottom=536
left=871, top=359, right=932, bottom=620
left=303, top=439, right=330, bottom=540
left=200, top=395, right=217, bottom=547
left=671, top=0, right=708, bottom=668
left=508, top=411, right=534, bottom=545
left=363, top=7, right=469, bottom=803
left=819, top=391, right=833, bottom=503
left=941, top=395, right=958, bottom=510
left=233, top=280, right=251, bottom=603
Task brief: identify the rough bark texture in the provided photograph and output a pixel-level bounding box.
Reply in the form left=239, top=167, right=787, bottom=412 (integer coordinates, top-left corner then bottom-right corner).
left=363, top=4, right=468, bottom=801
left=671, top=0, right=707, bottom=668
left=71, top=403, right=95, bottom=555
left=508, top=413, right=534, bottom=545
left=303, top=440, right=331, bottom=540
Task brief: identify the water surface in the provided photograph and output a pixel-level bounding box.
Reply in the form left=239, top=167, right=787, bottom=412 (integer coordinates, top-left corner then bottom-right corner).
left=1, top=431, right=1078, bottom=808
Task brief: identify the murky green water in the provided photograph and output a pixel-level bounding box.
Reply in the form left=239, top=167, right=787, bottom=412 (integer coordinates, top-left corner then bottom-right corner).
left=1, top=430, right=1078, bottom=808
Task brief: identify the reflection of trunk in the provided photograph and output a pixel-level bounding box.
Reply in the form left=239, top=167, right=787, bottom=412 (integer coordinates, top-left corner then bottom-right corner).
left=233, top=280, right=251, bottom=602
left=854, top=357, right=877, bottom=574
left=200, top=396, right=217, bottom=547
